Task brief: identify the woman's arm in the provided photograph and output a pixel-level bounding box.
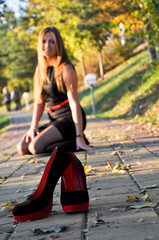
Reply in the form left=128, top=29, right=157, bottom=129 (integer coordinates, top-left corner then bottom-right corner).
left=63, top=64, right=93, bottom=151
left=24, top=101, right=45, bottom=142
left=31, top=101, right=45, bottom=129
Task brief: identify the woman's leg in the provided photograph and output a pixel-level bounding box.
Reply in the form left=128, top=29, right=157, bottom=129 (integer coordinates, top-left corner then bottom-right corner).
left=28, top=125, right=63, bottom=154
left=17, top=125, right=63, bottom=155
left=17, top=107, right=88, bottom=155
left=44, top=139, right=76, bottom=153
left=17, top=135, right=31, bottom=155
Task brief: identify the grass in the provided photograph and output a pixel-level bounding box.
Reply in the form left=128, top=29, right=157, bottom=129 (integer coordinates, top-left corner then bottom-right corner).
left=0, top=93, right=33, bottom=130
left=79, top=50, right=159, bottom=125
left=0, top=115, right=10, bottom=130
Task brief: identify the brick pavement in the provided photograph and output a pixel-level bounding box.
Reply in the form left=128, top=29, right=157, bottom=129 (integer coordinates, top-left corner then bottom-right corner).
left=0, top=110, right=159, bottom=240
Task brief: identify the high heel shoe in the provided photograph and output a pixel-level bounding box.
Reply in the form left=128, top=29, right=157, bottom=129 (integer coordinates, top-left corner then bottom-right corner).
left=61, top=152, right=89, bottom=212
left=12, top=147, right=71, bottom=222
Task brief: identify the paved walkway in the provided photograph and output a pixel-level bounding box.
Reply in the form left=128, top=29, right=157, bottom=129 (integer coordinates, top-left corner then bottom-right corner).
left=0, top=109, right=159, bottom=240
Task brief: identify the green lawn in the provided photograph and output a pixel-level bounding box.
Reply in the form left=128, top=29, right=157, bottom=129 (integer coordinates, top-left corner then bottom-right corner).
left=79, top=50, right=159, bottom=124
left=0, top=93, right=33, bottom=130
left=0, top=115, right=10, bottom=130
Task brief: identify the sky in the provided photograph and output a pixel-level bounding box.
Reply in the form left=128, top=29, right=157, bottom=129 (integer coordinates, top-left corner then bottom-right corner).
left=5, top=0, right=22, bottom=17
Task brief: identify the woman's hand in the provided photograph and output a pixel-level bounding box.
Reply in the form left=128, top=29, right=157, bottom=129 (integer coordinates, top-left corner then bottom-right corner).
left=23, top=127, right=39, bottom=143
left=76, top=136, right=94, bottom=151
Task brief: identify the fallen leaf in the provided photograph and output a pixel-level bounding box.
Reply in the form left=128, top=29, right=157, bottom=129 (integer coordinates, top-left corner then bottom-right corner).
left=145, top=237, right=158, bottom=240
left=107, top=161, right=129, bottom=174
left=127, top=196, right=137, bottom=202
left=0, top=176, right=7, bottom=180
left=30, top=158, right=39, bottom=164
left=82, top=229, right=89, bottom=233
left=127, top=193, right=148, bottom=202
left=135, top=218, right=144, bottom=223
left=143, top=184, right=158, bottom=189
left=94, top=212, right=105, bottom=224
left=109, top=207, right=119, bottom=212
left=0, top=200, right=18, bottom=209
left=1, top=153, right=12, bottom=156
left=107, top=161, right=114, bottom=170
left=97, top=172, right=108, bottom=177
left=113, top=162, right=121, bottom=171
left=130, top=148, right=138, bottom=152
left=127, top=124, right=135, bottom=130
left=140, top=193, right=149, bottom=201
left=84, top=165, right=95, bottom=175
left=115, top=135, right=120, bottom=139
left=130, top=202, right=159, bottom=209
left=21, top=171, right=40, bottom=178
left=109, top=151, right=123, bottom=156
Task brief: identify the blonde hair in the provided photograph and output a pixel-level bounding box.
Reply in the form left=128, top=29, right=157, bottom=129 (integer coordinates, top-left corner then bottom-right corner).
left=34, top=26, right=70, bottom=102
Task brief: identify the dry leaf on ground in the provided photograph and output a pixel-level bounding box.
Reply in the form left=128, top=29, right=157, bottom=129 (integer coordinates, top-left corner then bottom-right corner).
left=97, top=172, right=108, bottom=177
left=0, top=200, right=18, bottom=208
left=84, top=165, right=95, bottom=175
left=143, top=184, right=158, bottom=189
left=21, top=170, right=40, bottom=178
left=107, top=161, right=130, bottom=174
left=130, top=202, right=159, bottom=209
left=94, top=212, right=105, bottom=224
left=127, top=193, right=148, bottom=202
left=109, top=151, right=124, bottom=156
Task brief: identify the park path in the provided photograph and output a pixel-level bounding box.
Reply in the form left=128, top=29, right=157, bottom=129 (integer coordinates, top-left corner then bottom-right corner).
left=0, top=109, right=159, bottom=240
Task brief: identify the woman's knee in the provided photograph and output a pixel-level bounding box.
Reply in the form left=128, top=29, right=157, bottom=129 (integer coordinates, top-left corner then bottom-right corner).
left=17, top=142, right=25, bottom=156
left=17, top=139, right=30, bottom=155
left=28, top=142, right=41, bottom=155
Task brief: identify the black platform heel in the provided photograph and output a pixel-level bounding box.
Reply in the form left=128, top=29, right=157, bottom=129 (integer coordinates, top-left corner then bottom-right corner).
left=61, top=152, right=89, bottom=212
left=12, top=147, right=71, bottom=222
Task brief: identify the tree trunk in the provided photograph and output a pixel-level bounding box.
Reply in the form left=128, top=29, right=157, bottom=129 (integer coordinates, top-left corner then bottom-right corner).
left=146, top=23, right=157, bottom=63
left=147, top=38, right=157, bottom=63
left=98, top=51, right=104, bottom=79
left=157, top=39, right=159, bottom=62
left=80, top=53, right=87, bottom=78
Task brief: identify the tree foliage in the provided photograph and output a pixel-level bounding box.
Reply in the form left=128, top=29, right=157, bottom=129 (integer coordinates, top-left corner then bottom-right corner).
left=129, top=0, right=159, bottom=62
left=0, top=8, right=37, bottom=94
left=0, top=0, right=158, bottom=105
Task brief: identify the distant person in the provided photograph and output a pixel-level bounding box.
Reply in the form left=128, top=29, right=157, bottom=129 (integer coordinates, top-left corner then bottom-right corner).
left=17, top=26, right=93, bottom=155
left=11, top=87, right=21, bottom=110
left=2, top=86, right=11, bottom=112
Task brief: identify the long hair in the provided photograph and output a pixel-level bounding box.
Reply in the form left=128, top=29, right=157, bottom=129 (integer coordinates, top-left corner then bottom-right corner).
left=34, top=26, right=70, bottom=102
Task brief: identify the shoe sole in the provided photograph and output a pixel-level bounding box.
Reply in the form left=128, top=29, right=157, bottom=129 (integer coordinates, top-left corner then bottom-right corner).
left=13, top=200, right=52, bottom=222
left=62, top=202, right=89, bottom=212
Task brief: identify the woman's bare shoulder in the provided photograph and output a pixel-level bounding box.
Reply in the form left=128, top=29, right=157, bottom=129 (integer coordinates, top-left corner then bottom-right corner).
left=63, top=62, right=74, bottom=72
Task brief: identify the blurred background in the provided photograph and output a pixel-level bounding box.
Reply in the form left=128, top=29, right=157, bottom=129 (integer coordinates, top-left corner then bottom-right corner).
left=0, top=0, right=159, bottom=126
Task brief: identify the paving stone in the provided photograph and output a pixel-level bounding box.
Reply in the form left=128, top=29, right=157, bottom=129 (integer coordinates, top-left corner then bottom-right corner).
left=10, top=211, right=84, bottom=240
left=1, top=112, right=159, bottom=239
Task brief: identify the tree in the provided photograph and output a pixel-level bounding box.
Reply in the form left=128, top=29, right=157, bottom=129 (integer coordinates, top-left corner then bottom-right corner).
left=0, top=0, right=6, bottom=19
left=130, top=0, right=159, bottom=63
left=0, top=8, right=17, bottom=98
left=54, top=0, right=114, bottom=79
left=10, top=0, right=146, bottom=83
left=0, top=8, right=37, bottom=94
left=21, top=0, right=115, bottom=78
left=19, top=0, right=137, bottom=80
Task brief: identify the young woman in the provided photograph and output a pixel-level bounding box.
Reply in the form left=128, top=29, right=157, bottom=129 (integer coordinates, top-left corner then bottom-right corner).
left=17, top=26, right=93, bottom=155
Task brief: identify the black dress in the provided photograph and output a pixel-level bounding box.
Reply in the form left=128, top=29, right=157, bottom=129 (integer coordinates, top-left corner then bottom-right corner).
left=40, top=66, right=86, bottom=140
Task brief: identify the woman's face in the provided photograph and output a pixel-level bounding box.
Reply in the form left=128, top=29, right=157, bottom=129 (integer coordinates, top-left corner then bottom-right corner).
left=42, top=32, right=57, bottom=58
